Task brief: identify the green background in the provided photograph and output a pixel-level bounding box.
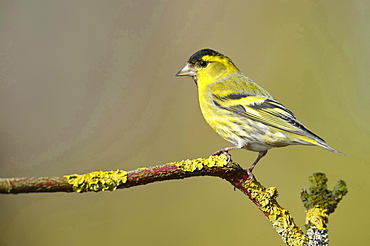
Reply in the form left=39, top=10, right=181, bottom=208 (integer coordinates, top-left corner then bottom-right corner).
left=0, top=1, right=368, bottom=245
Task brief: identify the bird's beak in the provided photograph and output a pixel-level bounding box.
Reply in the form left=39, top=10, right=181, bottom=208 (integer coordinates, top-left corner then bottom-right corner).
left=175, top=63, right=196, bottom=77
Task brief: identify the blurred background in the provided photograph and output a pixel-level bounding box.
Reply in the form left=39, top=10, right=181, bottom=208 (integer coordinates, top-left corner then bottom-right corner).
left=0, top=1, right=368, bottom=245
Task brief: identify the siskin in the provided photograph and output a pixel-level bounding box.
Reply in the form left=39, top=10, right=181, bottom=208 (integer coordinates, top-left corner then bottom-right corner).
left=175, top=48, right=345, bottom=178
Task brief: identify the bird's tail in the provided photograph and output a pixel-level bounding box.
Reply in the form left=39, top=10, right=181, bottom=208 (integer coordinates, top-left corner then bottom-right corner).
left=317, top=141, right=347, bottom=156
left=296, top=134, right=347, bottom=156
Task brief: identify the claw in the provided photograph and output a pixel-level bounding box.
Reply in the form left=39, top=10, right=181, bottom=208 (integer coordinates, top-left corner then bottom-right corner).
left=244, top=150, right=268, bottom=181
left=246, top=167, right=255, bottom=180
left=211, top=149, right=231, bottom=162
left=211, top=146, right=240, bottom=162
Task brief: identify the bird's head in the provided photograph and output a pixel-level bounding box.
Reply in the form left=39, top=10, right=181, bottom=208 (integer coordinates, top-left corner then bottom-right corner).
left=175, top=49, right=240, bottom=86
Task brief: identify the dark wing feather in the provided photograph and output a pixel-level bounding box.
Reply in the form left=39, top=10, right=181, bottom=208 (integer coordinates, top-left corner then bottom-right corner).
left=213, top=93, right=325, bottom=142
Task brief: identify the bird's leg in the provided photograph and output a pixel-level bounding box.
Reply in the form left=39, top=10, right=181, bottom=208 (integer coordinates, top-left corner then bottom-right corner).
left=211, top=146, right=240, bottom=162
left=246, top=150, right=268, bottom=180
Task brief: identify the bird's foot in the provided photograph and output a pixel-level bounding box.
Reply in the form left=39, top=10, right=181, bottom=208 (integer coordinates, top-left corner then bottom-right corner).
left=244, top=150, right=267, bottom=181
left=211, top=149, right=231, bottom=162
left=245, top=166, right=255, bottom=181
left=211, top=146, right=240, bottom=162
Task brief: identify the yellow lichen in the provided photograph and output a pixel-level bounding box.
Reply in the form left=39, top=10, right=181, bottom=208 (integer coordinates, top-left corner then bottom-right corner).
left=172, top=154, right=228, bottom=172
left=65, top=169, right=127, bottom=193
left=305, top=205, right=329, bottom=230
left=244, top=178, right=307, bottom=245
left=204, top=154, right=228, bottom=167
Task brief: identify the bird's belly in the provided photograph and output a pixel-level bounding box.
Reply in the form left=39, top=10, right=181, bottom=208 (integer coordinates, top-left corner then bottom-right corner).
left=204, top=112, right=292, bottom=152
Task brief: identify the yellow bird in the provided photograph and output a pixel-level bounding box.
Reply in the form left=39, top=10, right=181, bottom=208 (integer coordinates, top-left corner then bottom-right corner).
left=176, top=48, right=345, bottom=178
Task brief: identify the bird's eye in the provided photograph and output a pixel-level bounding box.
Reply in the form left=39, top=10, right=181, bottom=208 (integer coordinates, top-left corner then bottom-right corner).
left=198, top=60, right=208, bottom=68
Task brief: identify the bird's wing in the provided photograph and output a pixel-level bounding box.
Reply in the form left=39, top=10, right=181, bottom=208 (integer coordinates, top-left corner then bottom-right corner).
left=212, top=92, right=325, bottom=142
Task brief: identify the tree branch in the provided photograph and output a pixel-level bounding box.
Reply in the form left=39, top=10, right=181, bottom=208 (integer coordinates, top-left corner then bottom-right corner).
left=300, top=173, right=348, bottom=246
left=0, top=155, right=347, bottom=246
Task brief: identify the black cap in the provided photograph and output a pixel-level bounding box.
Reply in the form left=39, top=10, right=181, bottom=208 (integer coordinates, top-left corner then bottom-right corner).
left=188, top=49, right=224, bottom=64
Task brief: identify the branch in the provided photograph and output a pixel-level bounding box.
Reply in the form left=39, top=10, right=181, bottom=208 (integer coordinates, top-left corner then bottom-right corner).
left=0, top=155, right=347, bottom=246
left=300, top=173, right=348, bottom=246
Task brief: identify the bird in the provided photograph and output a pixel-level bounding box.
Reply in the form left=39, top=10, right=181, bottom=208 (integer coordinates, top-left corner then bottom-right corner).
left=175, top=48, right=345, bottom=179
